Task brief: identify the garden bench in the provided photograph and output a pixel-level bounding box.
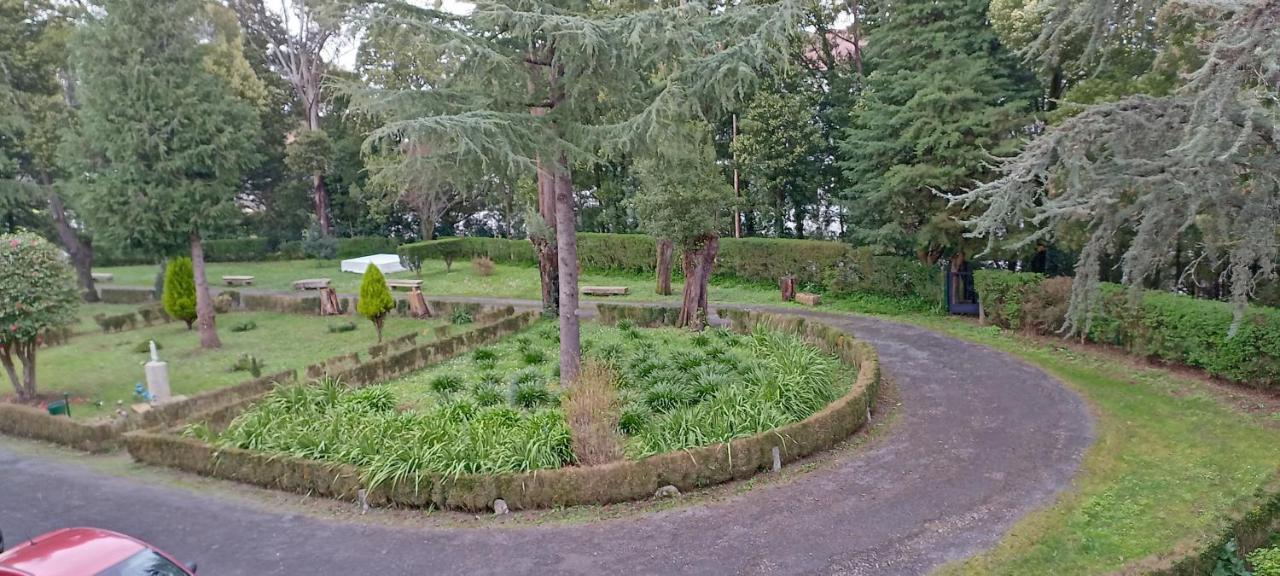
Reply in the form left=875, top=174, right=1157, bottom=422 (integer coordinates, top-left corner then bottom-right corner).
left=91, top=272, right=114, bottom=283
left=222, top=275, right=255, bottom=286
left=582, top=286, right=629, bottom=296
left=292, top=278, right=331, bottom=291
left=386, top=279, right=424, bottom=291
left=796, top=292, right=822, bottom=306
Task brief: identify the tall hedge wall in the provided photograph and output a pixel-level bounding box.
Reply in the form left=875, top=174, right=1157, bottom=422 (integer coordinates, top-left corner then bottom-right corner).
left=95, top=236, right=402, bottom=266
left=399, top=235, right=944, bottom=309
left=973, top=270, right=1280, bottom=389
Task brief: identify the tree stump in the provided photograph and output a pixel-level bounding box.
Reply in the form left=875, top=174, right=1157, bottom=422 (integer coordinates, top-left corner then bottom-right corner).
left=319, top=287, right=342, bottom=316
left=796, top=292, right=822, bottom=306
left=780, top=275, right=797, bottom=302
left=408, top=287, right=432, bottom=318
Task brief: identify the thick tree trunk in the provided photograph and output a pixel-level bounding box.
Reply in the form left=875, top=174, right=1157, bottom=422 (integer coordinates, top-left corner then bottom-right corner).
left=656, top=238, right=674, bottom=296
left=19, top=343, right=36, bottom=400
left=190, top=232, right=221, bottom=349
left=418, top=206, right=436, bottom=241
left=532, top=156, right=560, bottom=316
left=678, top=236, right=719, bottom=329
left=45, top=184, right=98, bottom=302
left=553, top=153, right=581, bottom=385
left=313, top=172, right=331, bottom=236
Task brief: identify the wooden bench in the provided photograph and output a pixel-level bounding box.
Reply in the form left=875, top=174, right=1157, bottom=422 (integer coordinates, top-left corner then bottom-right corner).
left=582, top=286, right=629, bottom=297
left=796, top=292, right=822, bottom=307
left=386, top=279, right=424, bottom=291
left=292, top=278, right=331, bottom=291
left=91, top=272, right=114, bottom=283
left=222, top=275, right=255, bottom=286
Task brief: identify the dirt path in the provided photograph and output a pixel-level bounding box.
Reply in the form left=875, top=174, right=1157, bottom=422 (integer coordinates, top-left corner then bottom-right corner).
left=0, top=304, right=1093, bottom=575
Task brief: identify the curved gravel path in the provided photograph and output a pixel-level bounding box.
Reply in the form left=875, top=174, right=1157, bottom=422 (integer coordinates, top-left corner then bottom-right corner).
left=0, top=306, right=1093, bottom=575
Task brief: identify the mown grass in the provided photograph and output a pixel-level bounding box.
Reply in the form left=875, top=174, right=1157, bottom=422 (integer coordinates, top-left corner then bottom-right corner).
left=922, top=319, right=1280, bottom=576
left=24, top=311, right=445, bottom=421
left=94, top=258, right=940, bottom=315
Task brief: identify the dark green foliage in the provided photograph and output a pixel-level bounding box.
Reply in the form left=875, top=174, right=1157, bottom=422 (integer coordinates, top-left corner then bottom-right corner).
left=231, top=321, right=257, bottom=333
left=1212, top=539, right=1251, bottom=576
left=839, top=0, right=1037, bottom=259
left=429, top=374, right=463, bottom=394
left=67, top=0, right=260, bottom=257
left=203, top=238, right=271, bottom=262
left=231, top=354, right=265, bottom=378
left=327, top=321, right=357, bottom=333
left=337, top=237, right=400, bottom=260
left=973, top=271, right=1280, bottom=388
left=301, top=221, right=337, bottom=260
left=521, top=348, right=547, bottom=366
left=470, top=381, right=504, bottom=407
left=94, top=312, right=138, bottom=333
left=162, top=257, right=197, bottom=328
left=472, top=347, right=497, bottom=367
left=512, top=381, right=555, bottom=409
left=618, top=403, right=652, bottom=435
left=450, top=308, right=474, bottom=326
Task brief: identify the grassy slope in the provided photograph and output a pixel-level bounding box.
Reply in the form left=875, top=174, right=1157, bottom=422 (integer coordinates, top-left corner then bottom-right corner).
left=34, top=312, right=444, bottom=421
left=920, top=319, right=1280, bottom=575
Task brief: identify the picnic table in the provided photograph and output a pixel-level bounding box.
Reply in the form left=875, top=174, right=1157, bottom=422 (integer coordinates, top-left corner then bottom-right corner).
left=386, top=279, right=424, bottom=291
left=582, top=286, right=629, bottom=296
left=292, top=278, right=332, bottom=291
left=222, top=275, right=255, bottom=286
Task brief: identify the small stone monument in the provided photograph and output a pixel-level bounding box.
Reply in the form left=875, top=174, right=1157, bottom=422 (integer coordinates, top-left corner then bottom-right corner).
left=144, top=340, right=171, bottom=403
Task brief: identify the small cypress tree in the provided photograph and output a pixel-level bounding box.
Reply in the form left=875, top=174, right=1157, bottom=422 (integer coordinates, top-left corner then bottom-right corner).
left=357, top=264, right=395, bottom=343
left=163, top=257, right=197, bottom=329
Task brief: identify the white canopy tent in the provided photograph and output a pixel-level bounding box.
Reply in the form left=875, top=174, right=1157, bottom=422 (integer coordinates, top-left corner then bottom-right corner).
left=340, top=254, right=407, bottom=274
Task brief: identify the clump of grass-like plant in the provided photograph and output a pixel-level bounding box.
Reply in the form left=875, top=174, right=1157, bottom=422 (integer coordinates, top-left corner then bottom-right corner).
left=563, top=361, right=623, bottom=465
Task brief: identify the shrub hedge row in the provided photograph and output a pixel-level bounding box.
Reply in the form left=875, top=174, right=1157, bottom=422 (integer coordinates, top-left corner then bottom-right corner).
left=973, top=270, right=1280, bottom=389
left=399, top=235, right=944, bottom=309
left=124, top=307, right=879, bottom=511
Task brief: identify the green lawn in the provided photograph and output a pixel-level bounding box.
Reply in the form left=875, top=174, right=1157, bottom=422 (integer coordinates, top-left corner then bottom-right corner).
left=923, top=319, right=1280, bottom=575
left=32, top=311, right=446, bottom=421
left=95, top=257, right=938, bottom=316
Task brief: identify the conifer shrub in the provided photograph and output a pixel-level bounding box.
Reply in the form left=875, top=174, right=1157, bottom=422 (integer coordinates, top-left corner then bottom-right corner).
left=357, top=264, right=396, bottom=342
left=162, top=257, right=197, bottom=329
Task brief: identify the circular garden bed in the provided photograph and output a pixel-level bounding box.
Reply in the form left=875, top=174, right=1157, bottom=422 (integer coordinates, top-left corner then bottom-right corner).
left=156, top=310, right=879, bottom=511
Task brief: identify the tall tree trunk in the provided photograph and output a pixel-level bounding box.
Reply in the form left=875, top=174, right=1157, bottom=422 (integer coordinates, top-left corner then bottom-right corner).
left=532, top=156, right=560, bottom=316
left=19, top=342, right=36, bottom=400
left=553, top=153, right=581, bottom=385
left=793, top=201, right=805, bottom=239
left=678, top=235, right=719, bottom=329
left=656, top=238, right=674, bottom=296
left=45, top=182, right=98, bottom=302
left=306, top=105, right=332, bottom=236
left=418, top=205, right=436, bottom=241
left=190, top=231, right=221, bottom=349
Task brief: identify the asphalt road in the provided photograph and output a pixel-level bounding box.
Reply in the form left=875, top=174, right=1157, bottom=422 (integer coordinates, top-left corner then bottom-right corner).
left=0, top=308, right=1093, bottom=575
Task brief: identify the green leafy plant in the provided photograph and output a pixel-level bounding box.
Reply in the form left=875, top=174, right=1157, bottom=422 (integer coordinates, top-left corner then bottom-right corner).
left=450, top=308, right=474, bottom=325
left=131, top=340, right=162, bottom=354
left=162, top=257, right=197, bottom=329
left=512, top=381, right=554, bottom=409
left=429, top=374, right=464, bottom=394
left=327, top=321, right=357, bottom=333
left=1250, top=545, right=1280, bottom=576
left=0, top=233, right=79, bottom=401
left=1213, top=538, right=1252, bottom=576
left=231, top=321, right=257, bottom=333
left=521, top=348, right=547, bottom=365
left=357, top=264, right=396, bottom=342
left=472, top=347, right=498, bottom=367
left=230, top=354, right=266, bottom=378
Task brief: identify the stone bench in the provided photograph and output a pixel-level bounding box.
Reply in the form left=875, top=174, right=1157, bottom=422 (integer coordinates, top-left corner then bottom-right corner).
left=386, top=279, right=424, bottom=291
left=582, top=286, right=629, bottom=297
left=292, top=278, right=331, bottom=291
left=222, top=275, right=255, bottom=286
left=796, top=292, right=822, bottom=307
left=91, top=272, right=114, bottom=283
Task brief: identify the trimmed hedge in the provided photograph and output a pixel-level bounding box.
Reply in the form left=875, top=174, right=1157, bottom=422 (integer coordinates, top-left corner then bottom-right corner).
left=124, top=308, right=879, bottom=511
left=399, top=235, right=944, bottom=309
left=337, top=237, right=400, bottom=259
left=99, top=286, right=155, bottom=304
left=974, top=271, right=1280, bottom=389
left=96, top=236, right=400, bottom=266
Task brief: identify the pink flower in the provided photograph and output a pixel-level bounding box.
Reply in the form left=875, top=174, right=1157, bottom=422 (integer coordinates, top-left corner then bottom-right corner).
left=8, top=239, right=17, bottom=248
left=8, top=324, right=16, bottom=332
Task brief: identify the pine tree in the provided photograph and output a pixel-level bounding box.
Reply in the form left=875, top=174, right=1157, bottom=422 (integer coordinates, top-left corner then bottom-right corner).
left=838, top=0, right=1038, bottom=262
left=357, top=264, right=396, bottom=343
left=163, top=257, right=197, bottom=330
left=67, top=0, right=261, bottom=349
left=348, top=0, right=805, bottom=383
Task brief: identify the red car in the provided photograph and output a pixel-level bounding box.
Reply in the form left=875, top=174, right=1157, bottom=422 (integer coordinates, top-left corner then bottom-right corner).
left=0, top=527, right=196, bottom=576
